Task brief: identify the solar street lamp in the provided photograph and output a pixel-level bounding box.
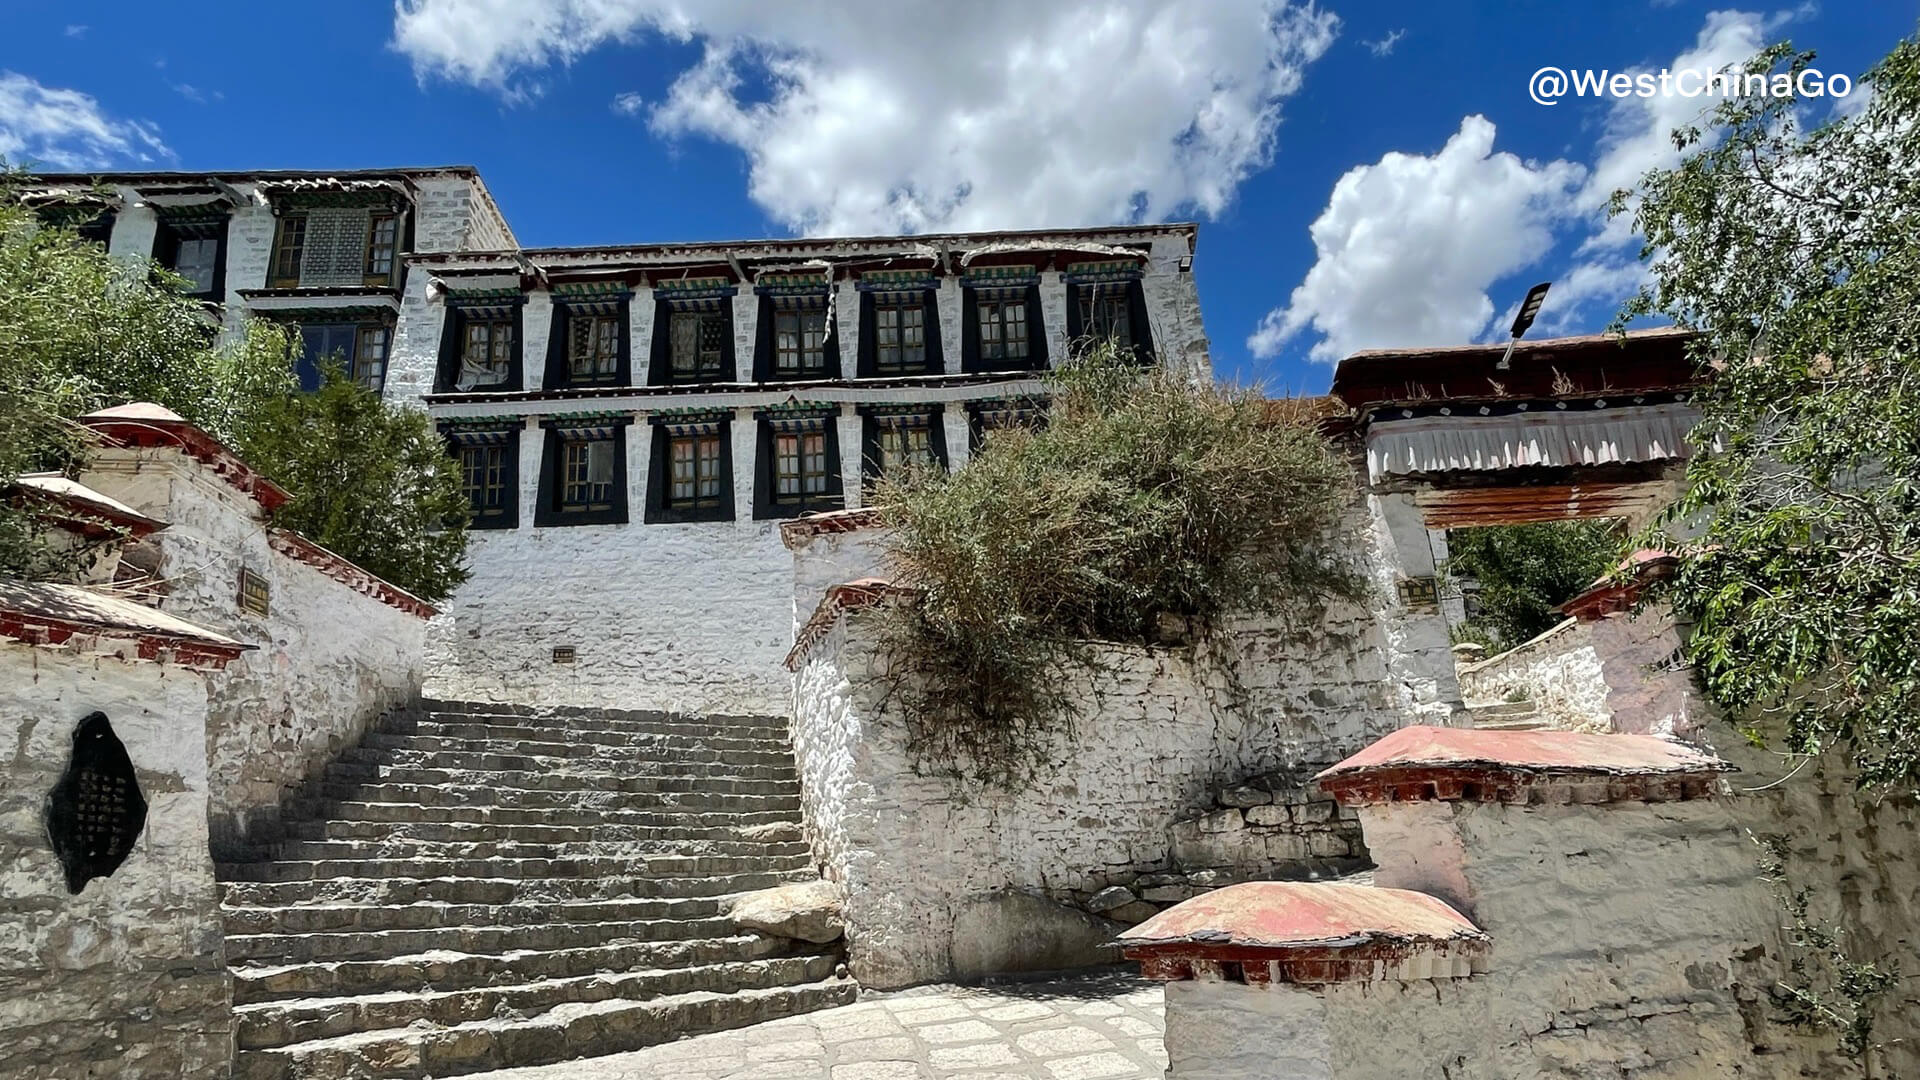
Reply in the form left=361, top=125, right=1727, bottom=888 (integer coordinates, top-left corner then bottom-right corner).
left=1494, top=281, right=1552, bottom=370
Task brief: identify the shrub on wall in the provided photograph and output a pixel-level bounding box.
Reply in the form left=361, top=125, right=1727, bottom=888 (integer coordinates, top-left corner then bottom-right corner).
left=871, top=345, right=1365, bottom=788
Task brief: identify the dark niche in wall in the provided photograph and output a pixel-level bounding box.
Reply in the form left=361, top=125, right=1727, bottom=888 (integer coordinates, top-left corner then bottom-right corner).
left=44, top=711, right=149, bottom=894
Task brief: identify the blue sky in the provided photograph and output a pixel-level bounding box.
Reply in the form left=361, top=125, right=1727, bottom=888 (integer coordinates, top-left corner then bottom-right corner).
left=2, top=2, right=1910, bottom=392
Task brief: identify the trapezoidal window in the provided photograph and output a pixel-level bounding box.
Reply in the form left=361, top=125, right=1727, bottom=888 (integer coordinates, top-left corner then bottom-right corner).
left=667, top=430, right=727, bottom=511
left=773, top=302, right=830, bottom=378
left=569, top=313, right=621, bottom=382
left=977, top=296, right=1029, bottom=365
left=461, top=315, right=515, bottom=389
left=671, top=311, right=729, bottom=382
left=873, top=295, right=926, bottom=374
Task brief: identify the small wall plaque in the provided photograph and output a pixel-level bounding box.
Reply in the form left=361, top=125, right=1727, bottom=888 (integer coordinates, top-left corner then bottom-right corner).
left=1395, top=576, right=1441, bottom=613
left=551, top=645, right=577, bottom=664
left=45, top=712, right=149, bottom=894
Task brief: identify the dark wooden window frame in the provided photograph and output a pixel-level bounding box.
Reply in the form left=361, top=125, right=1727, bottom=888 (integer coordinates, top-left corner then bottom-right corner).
left=1065, top=277, right=1154, bottom=365
left=152, top=214, right=229, bottom=301
left=436, top=300, right=525, bottom=393
left=857, top=287, right=943, bottom=377
left=364, top=213, right=400, bottom=286
left=535, top=421, right=629, bottom=527
left=268, top=213, right=307, bottom=288
left=648, top=293, right=737, bottom=386
left=961, top=281, right=1047, bottom=373
left=445, top=425, right=520, bottom=530
left=546, top=293, right=633, bottom=389
left=753, top=413, right=843, bottom=520
left=753, top=292, right=839, bottom=382
left=645, top=416, right=735, bottom=524
left=861, top=408, right=949, bottom=490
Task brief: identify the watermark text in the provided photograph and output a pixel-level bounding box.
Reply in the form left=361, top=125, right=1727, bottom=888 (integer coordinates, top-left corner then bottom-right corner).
left=1529, top=66, right=1851, bottom=106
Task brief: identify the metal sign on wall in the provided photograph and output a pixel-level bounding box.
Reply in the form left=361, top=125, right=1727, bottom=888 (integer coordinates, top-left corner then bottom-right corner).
left=44, top=712, right=149, bottom=894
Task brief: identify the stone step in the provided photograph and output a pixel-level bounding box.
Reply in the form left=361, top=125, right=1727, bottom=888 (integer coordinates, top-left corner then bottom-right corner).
left=233, top=932, right=806, bottom=1003
left=218, top=852, right=814, bottom=883
left=341, top=744, right=797, bottom=773
left=218, top=869, right=815, bottom=908
left=268, top=838, right=812, bottom=863
left=222, top=897, right=727, bottom=936
left=403, top=709, right=788, bottom=740
left=232, top=977, right=857, bottom=1080
left=226, top=914, right=742, bottom=965
left=303, top=782, right=802, bottom=814
left=314, top=765, right=798, bottom=796
left=235, top=953, right=842, bottom=1051
left=280, top=817, right=802, bottom=847
left=278, top=800, right=799, bottom=830
left=380, top=723, right=792, bottom=754
left=418, top=698, right=789, bottom=728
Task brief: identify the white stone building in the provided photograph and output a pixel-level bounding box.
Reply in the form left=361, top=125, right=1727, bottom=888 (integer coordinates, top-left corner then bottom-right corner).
left=24, top=168, right=1208, bottom=714
left=396, top=224, right=1208, bottom=714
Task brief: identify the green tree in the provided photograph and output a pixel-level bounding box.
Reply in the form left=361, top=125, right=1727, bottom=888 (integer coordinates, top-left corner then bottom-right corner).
left=240, top=366, right=470, bottom=602
left=0, top=169, right=468, bottom=600
left=873, top=346, right=1365, bottom=786
left=1445, top=521, right=1622, bottom=650
left=1623, top=38, right=1920, bottom=787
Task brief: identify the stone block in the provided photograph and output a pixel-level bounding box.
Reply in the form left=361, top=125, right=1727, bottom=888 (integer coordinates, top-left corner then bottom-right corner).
left=1293, top=801, right=1337, bottom=824
left=1196, top=809, right=1244, bottom=834
left=1087, top=885, right=1137, bottom=913
left=950, top=891, right=1124, bottom=978
left=1245, top=805, right=1291, bottom=827
left=1140, top=884, right=1195, bottom=903
left=1217, top=784, right=1272, bottom=807
left=729, top=880, right=845, bottom=943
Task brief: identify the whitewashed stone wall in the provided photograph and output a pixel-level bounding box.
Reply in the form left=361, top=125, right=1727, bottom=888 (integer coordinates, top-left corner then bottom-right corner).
left=0, top=642, right=229, bottom=1080
left=1455, top=618, right=1609, bottom=730
left=78, top=450, right=426, bottom=856
left=1586, top=607, right=1706, bottom=737
left=787, top=486, right=1459, bottom=987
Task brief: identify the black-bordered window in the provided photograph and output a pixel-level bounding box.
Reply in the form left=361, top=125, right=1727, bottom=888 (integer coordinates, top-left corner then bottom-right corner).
left=646, top=414, right=733, bottom=523
left=444, top=424, right=520, bottom=530
left=874, top=298, right=925, bottom=373
left=755, top=412, right=841, bottom=519
left=754, top=285, right=837, bottom=382
left=863, top=409, right=948, bottom=489
left=269, top=214, right=306, bottom=288
left=1065, top=270, right=1154, bottom=365
left=536, top=419, right=628, bottom=527
left=295, top=321, right=391, bottom=391
left=961, top=275, right=1047, bottom=373
left=365, top=214, right=399, bottom=285
left=436, top=296, right=524, bottom=393
left=968, top=399, right=1049, bottom=453
left=546, top=288, right=632, bottom=389
left=153, top=212, right=228, bottom=299
left=649, top=283, right=737, bottom=386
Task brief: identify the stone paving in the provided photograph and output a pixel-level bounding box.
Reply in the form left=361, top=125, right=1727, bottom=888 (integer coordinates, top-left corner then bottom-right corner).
left=468, top=970, right=1166, bottom=1080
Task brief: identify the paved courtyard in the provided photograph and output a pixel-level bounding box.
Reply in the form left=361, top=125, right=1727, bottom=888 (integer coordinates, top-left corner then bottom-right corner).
left=469, top=970, right=1166, bottom=1080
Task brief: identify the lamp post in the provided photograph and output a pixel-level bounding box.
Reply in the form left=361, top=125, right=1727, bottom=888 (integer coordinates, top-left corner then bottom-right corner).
left=1494, top=281, right=1552, bottom=370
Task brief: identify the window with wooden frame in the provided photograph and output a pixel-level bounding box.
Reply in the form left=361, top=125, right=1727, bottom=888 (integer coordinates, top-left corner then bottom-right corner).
left=773, top=303, right=830, bottom=378
left=873, top=295, right=926, bottom=374
left=354, top=326, right=391, bottom=390
left=459, top=441, right=513, bottom=523
left=364, top=214, right=398, bottom=285
left=559, top=436, right=618, bottom=512
left=269, top=214, right=307, bottom=287
left=568, top=313, right=621, bottom=381
left=969, top=400, right=1048, bottom=452
left=865, top=411, right=945, bottom=488
left=237, top=568, right=271, bottom=617
left=295, top=322, right=391, bottom=391
left=461, top=316, right=515, bottom=389
left=670, top=311, right=729, bottom=381
left=156, top=218, right=225, bottom=298
left=668, top=431, right=726, bottom=510
left=1077, top=282, right=1132, bottom=348
left=976, top=296, right=1029, bottom=364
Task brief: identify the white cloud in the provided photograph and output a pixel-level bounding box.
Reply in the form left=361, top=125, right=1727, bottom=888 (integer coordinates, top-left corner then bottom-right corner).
left=393, top=0, right=1339, bottom=234
left=0, top=72, right=170, bottom=170
left=1247, top=116, right=1585, bottom=363
left=1363, top=29, right=1405, bottom=58
left=63, top=25, right=87, bottom=38
left=1253, top=8, right=1796, bottom=363
left=610, top=91, right=645, bottom=116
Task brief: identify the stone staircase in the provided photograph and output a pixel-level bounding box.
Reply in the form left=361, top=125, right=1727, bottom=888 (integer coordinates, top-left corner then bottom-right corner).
left=217, top=699, right=856, bottom=1080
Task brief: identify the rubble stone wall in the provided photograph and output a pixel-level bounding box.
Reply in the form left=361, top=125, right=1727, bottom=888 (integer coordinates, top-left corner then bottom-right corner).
left=1455, top=618, right=1609, bottom=730
left=0, top=642, right=229, bottom=1080
left=79, top=453, right=427, bottom=857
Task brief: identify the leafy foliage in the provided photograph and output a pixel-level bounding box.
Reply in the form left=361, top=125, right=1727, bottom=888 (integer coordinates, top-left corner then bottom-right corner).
left=240, top=366, right=470, bottom=603
left=1444, top=520, right=1622, bottom=650
left=0, top=167, right=468, bottom=600
left=1623, top=37, right=1920, bottom=788
left=871, top=346, right=1365, bottom=787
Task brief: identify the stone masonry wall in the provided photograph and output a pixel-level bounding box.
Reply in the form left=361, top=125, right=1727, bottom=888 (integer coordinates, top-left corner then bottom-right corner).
left=79, top=451, right=426, bottom=857
left=0, top=642, right=229, bottom=1080
left=1455, top=618, right=1609, bottom=730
